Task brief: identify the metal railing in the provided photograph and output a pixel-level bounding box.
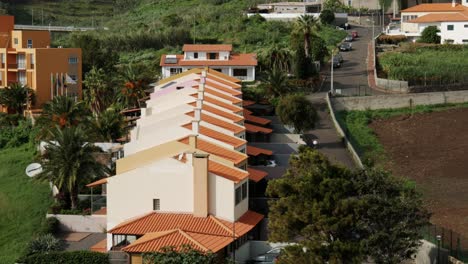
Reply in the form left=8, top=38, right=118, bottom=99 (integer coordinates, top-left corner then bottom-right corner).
left=422, top=224, right=468, bottom=262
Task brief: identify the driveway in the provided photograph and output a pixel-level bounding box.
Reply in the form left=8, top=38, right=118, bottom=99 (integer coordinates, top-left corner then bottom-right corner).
left=321, top=24, right=384, bottom=96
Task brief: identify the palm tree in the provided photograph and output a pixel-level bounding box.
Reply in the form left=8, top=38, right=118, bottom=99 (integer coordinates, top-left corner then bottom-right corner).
left=95, top=106, right=127, bottom=142
left=119, top=64, right=147, bottom=109
left=39, top=96, right=90, bottom=129
left=259, top=44, right=293, bottom=73
left=263, top=66, right=290, bottom=97
left=38, top=126, right=108, bottom=209
left=83, top=67, right=113, bottom=115
left=0, top=82, right=35, bottom=114
left=295, top=15, right=320, bottom=59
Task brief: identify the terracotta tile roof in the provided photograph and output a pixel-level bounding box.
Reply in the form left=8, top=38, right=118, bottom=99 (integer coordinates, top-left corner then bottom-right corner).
left=244, top=114, right=271, bottom=126
left=182, top=123, right=246, bottom=148
left=187, top=102, right=244, bottom=123
left=183, top=44, right=233, bottom=52
left=122, top=229, right=233, bottom=253
left=245, top=123, right=273, bottom=134
left=186, top=111, right=245, bottom=134
left=205, top=69, right=242, bottom=84
left=243, top=100, right=255, bottom=107
left=243, top=109, right=253, bottom=115
left=201, top=73, right=242, bottom=89
left=93, top=207, right=107, bottom=215
left=247, top=168, right=268, bottom=182
left=90, top=239, right=107, bottom=253
left=208, top=160, right=249, bottom=183
left=86, top=177, right=108, bottom=187
left=401, top=3, right=467, bottom=12
left=247, top=145, right=273, bottom=156
left=109, top=210, right=264, bottom=238
left=205, top=81, right=242, bottom=96
left=202, top=96, right=243, bottom=113
left=191, top=87, right=242, bottom=104
left=160, top=54, right=257, bottom=67
left=179, top=137, right=247, bottom=166
left=408, top=12, right=468, bottom=23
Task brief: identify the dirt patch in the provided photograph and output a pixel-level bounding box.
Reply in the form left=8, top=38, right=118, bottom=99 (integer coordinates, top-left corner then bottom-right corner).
left=369, top=108, right=468, bottom=237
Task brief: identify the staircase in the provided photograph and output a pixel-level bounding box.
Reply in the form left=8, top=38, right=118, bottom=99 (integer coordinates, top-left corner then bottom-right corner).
left=108, top=251, right=128, bottom=264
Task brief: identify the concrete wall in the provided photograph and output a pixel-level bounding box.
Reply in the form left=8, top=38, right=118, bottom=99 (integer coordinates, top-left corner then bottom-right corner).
left=414, top=240, right=449, bottom=264
left=47, top=214, right=106, bottom=233
left=331, top=90, right=468, bottom=111
left=375, top=68, right=409, bottom=92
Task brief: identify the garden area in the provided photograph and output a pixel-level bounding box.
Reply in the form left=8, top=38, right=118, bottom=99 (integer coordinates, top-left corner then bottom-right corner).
left=377, top=42, right=468, bottom=89
left=336, top=103, right=468, bottom=247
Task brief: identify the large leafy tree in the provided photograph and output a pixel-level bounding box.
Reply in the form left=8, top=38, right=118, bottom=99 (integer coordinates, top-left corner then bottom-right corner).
left=294, top=15, right=320, bottom=59
left=418, top=26, right=441, bottom=44
left=0, top=82, right=35, bottom=114
left=319, top=9, right=335, bottom=25
left=276, top=94, right=317, bottom=133
left=38, top=126, right=108, bottom=209
left=267, top=147, right=429, bottom=263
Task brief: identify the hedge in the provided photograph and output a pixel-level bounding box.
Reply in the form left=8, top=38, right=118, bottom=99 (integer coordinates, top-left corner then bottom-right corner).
left=17, top=251, right=109, bottom=264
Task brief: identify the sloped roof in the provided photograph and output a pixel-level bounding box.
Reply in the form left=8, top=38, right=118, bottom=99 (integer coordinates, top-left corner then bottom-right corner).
left=160, top=54, right=257, bottom=67
left=86, top=177, right=109, bottom=187
left=243, top=100, right=255, bottom=107
left=179, top=137, right=247, bottom=166
left=182, top=123, right=246, bottom=148
left=205, top=80, right=242, bottom=96
left=183, top=44, right=233, bottom=52
left=401, top=3, right=467, bottom=12
left=247, top=168, right=268, bottom=182
left=186, top=111, right=245, bottom=134
left=244, top=114, right=271, bottom=126
left=245, top=123, right=273, bottom=134
left=408, top=12, right=468, bottom=22
left=109, top=210, right=264, bottom=238
left=202, top=96, right=243, bottom=113
left=208, top=160, right=249, bottom=183
left=247, top=145, right=273, bottom=156
left=187, top=102, right=244, bottom=123
left=191, top=88, right=242, bottom=104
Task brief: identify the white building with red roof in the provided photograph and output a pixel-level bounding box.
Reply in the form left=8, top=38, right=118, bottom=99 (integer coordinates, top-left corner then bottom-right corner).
left=160, top=44, right=257, bottom=81
left=397, top=0, right=468, bottom=43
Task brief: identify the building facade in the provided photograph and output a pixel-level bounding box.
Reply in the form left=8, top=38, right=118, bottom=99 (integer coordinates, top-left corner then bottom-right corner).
left=0, top=16, right=82, bottom=109
left=160, top=45, right=257, bottom=81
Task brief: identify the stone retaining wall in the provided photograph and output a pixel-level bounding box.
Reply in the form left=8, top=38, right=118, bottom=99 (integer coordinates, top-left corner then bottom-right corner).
left=47, top=214, right=106, bottom=233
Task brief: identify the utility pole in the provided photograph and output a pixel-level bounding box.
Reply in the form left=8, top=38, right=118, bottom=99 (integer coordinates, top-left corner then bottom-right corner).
left=41, top=8, right=44, bottom=25
left=31, top=8, right=34, bottom=25
left=330, top=50, right=335, bottom=95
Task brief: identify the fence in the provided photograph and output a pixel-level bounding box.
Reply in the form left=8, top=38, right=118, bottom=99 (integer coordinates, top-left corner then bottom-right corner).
left=421, top=224, right=468, bottom=262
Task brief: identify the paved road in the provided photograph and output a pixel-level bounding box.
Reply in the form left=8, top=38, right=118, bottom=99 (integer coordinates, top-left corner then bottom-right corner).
left=321, top=24, right=384, bottom=96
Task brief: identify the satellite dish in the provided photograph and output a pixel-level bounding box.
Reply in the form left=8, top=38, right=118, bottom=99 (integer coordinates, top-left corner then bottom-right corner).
left=25, top=163, right=43, bottom=178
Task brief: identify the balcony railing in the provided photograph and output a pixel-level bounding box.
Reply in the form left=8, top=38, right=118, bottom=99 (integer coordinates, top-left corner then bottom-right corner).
left=18, top=62, right=26, bottom=70
left=234, top=75, right=248, bottom=81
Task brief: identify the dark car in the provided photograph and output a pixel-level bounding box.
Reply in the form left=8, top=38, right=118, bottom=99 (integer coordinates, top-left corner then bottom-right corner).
left=252, top=247, right=283, bottom=263
left=345, top=35, right=354, bottom=42
left=332, top=56, right=341, bottom=68
left=335, top=52, right=343, bottom=63
left=339, top=42, right=352, bottom=51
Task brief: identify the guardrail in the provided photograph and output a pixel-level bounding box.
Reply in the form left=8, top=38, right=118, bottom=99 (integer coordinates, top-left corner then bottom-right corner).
left=14, top=24, right=108, bottom=32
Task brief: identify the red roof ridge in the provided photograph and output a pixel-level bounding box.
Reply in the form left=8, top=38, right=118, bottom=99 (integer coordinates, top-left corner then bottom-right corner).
left=177, top=229, right=210, bottom=251
left=108, top=212, right=157, bottom=233
left=209, top=215, right=238, bottom=237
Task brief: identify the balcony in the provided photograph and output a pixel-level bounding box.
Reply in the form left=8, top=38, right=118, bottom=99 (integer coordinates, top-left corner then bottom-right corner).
left=18, top=63, right=26, bottom=70
left=8, top=63, right=17, bottom=69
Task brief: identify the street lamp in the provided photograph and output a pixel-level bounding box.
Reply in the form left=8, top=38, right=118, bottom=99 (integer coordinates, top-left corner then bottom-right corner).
left=436, top=235, right=442, bottom=264
left=330, top=48, right=337, bottom=95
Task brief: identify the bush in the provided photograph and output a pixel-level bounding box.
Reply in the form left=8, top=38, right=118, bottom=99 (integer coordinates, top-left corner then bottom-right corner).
left=320, top=9, right=335, bottom=25
left=26, top=234, right=63, bottom=255
left=418, top=26, right=441, bottom=44
left=18, top=251, right=109, bottom=264
left=40, top=217, right=60, bottom=235
left=377, top=35, right=407, bottom=45
left=276, top=94, right=318, bottom=133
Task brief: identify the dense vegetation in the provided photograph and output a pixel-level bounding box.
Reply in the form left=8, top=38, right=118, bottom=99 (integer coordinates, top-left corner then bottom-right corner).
left=378, top=44, right=468, bottom=84
left=18, top=250, right=109, bottom=264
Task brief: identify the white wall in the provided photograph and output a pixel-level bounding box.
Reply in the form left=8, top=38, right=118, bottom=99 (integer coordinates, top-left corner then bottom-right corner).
left=209, top=172, right=235, bottom=221
left=107, top=158, right=193, bottom=231
left=440, top=21, right=468, bottom=43
left=161, top=66, right=256, bottom=81
left=47, top=214, right=106, bottom=233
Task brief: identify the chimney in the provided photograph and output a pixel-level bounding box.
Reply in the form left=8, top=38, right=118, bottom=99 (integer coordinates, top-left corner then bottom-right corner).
left=193, top=152, right=209, bottom=217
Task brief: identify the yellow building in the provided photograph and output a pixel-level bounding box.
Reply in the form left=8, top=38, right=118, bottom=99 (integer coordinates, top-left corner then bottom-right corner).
left=0, top=15, right=82, bottom=109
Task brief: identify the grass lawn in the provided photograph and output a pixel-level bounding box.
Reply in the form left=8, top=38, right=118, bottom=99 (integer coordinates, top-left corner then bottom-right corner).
left=0, top=145, right=52, bottom=263
left=336, top=102, right=468, bottom=166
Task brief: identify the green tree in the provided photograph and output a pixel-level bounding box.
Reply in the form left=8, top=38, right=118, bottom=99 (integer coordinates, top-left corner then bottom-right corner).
left=323, top=0, right=345, bottom=12
left=263, top=67, right=290, bottom=98
left=294, top=15, right=320, bottom=59
left=83, top=67, right=114, bottom=115
left=418, top=26, right=441, bottom=44
left=118, top=64, right=148, bottom=109
left=311, top=35, right=328, bottom=64
left=0, top=83, right=35, bottom=114
left=95, top=106, right=126, bottom=142
left=276, top=94, right=317, bottom=133
left=259, top=44, right=292, bottom=73
left=38, top=126, right=108, bottom=209
left=319, top=9, right=335, bottom=25
left=143, top=245, right=219, bottom=264
left=267, top=148, right=429, bottom=264
left=38, top=96, right=90, bottom=131
left=69, top=34, right=118, bottom=74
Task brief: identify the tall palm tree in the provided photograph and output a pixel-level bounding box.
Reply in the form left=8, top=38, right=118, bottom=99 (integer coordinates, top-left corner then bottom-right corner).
left=295, top=15, right=320, bottom=59
left=83, top=66, right=113, bottom=115
left=119, top=64, right=147, bottom=109
left=259, top=44, right=293, bottom=73
left=264, top=66, right=290, bottom=97
left=38, top=126, right=108, bottom=209
left=95, top=106, right=127, bottom=142
left=0, top=82, right=35, bottom=114
left=39, top=96, right=90, bottom=129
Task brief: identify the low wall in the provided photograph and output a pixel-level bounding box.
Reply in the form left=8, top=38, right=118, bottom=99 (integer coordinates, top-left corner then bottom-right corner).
left=325, top=93, right=364, bottom=168
left=415, top=240, right=449, bottom=264
left=332, top=90, right=468, bottom=111
left=375, top=69, right=409, bottom=93
left=47, top=214, right=106, bottom=233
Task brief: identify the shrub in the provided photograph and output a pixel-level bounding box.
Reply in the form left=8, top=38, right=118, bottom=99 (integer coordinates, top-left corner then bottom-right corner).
left=26, top=234, right=63, bottom=255
left=276, top=94, right=318, bottom=133
left=418, top=26, right=441, bottom=44
left=320, top=9, right=335, bottom=25
left=377, top=34, right=407, bottom=45
left=40, top=217, right=61, bottom=235
left=18, top=251, right=109, bottom=264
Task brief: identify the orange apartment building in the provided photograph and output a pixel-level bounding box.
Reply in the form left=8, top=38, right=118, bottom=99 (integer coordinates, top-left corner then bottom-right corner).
left=0, top=16, right=82, bottom=110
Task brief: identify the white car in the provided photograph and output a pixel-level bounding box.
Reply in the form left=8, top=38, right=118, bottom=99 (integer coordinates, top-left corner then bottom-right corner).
left=266, top=160, right=277, bottom=167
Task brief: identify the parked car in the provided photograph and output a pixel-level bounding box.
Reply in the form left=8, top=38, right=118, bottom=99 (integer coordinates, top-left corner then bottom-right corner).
left=335, top=52, right=343, bottom=63
left=332, top=56, right=341, bottom=68
left=351, top=30, right=359, bottom=38
left=251, top=247, right=283, bottom=263
left=345, top=35, right=353, bottom=42
left=339, top=42, right=352, bottom=51
left=265, top=160, right=277, bottom=167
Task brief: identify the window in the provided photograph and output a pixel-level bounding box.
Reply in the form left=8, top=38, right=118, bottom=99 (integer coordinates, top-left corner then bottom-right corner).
left=463, top=40, right=468, bottom=44
left=447, top=25, right=454, bottom=31
left=68, top=57, right=78, bottom=64
left=153, top=199, right=160, bottom=211
left=465, top=24, right=468, bottom=28
left=14, top=38, right=18, bottom=45
left=18, top=71, right=26, bottom=85
left=208, top=53, right=217, bottom=60
left=233, top=69, right=248, bottom=77
left=213, top=68, right=222, bottom=73
left=194, top=52, right=198, bottom=59
left=235, top=182, right=248, bottom=205
left=27, top=39, right=33, bottom=48
left=30, top=54, right=34, bottom=65
left=169, top=68, right=182, bottom=75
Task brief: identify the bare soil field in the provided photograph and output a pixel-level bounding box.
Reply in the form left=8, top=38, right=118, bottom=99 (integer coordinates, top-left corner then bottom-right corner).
left=370, top=108, right=468, bottom=237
